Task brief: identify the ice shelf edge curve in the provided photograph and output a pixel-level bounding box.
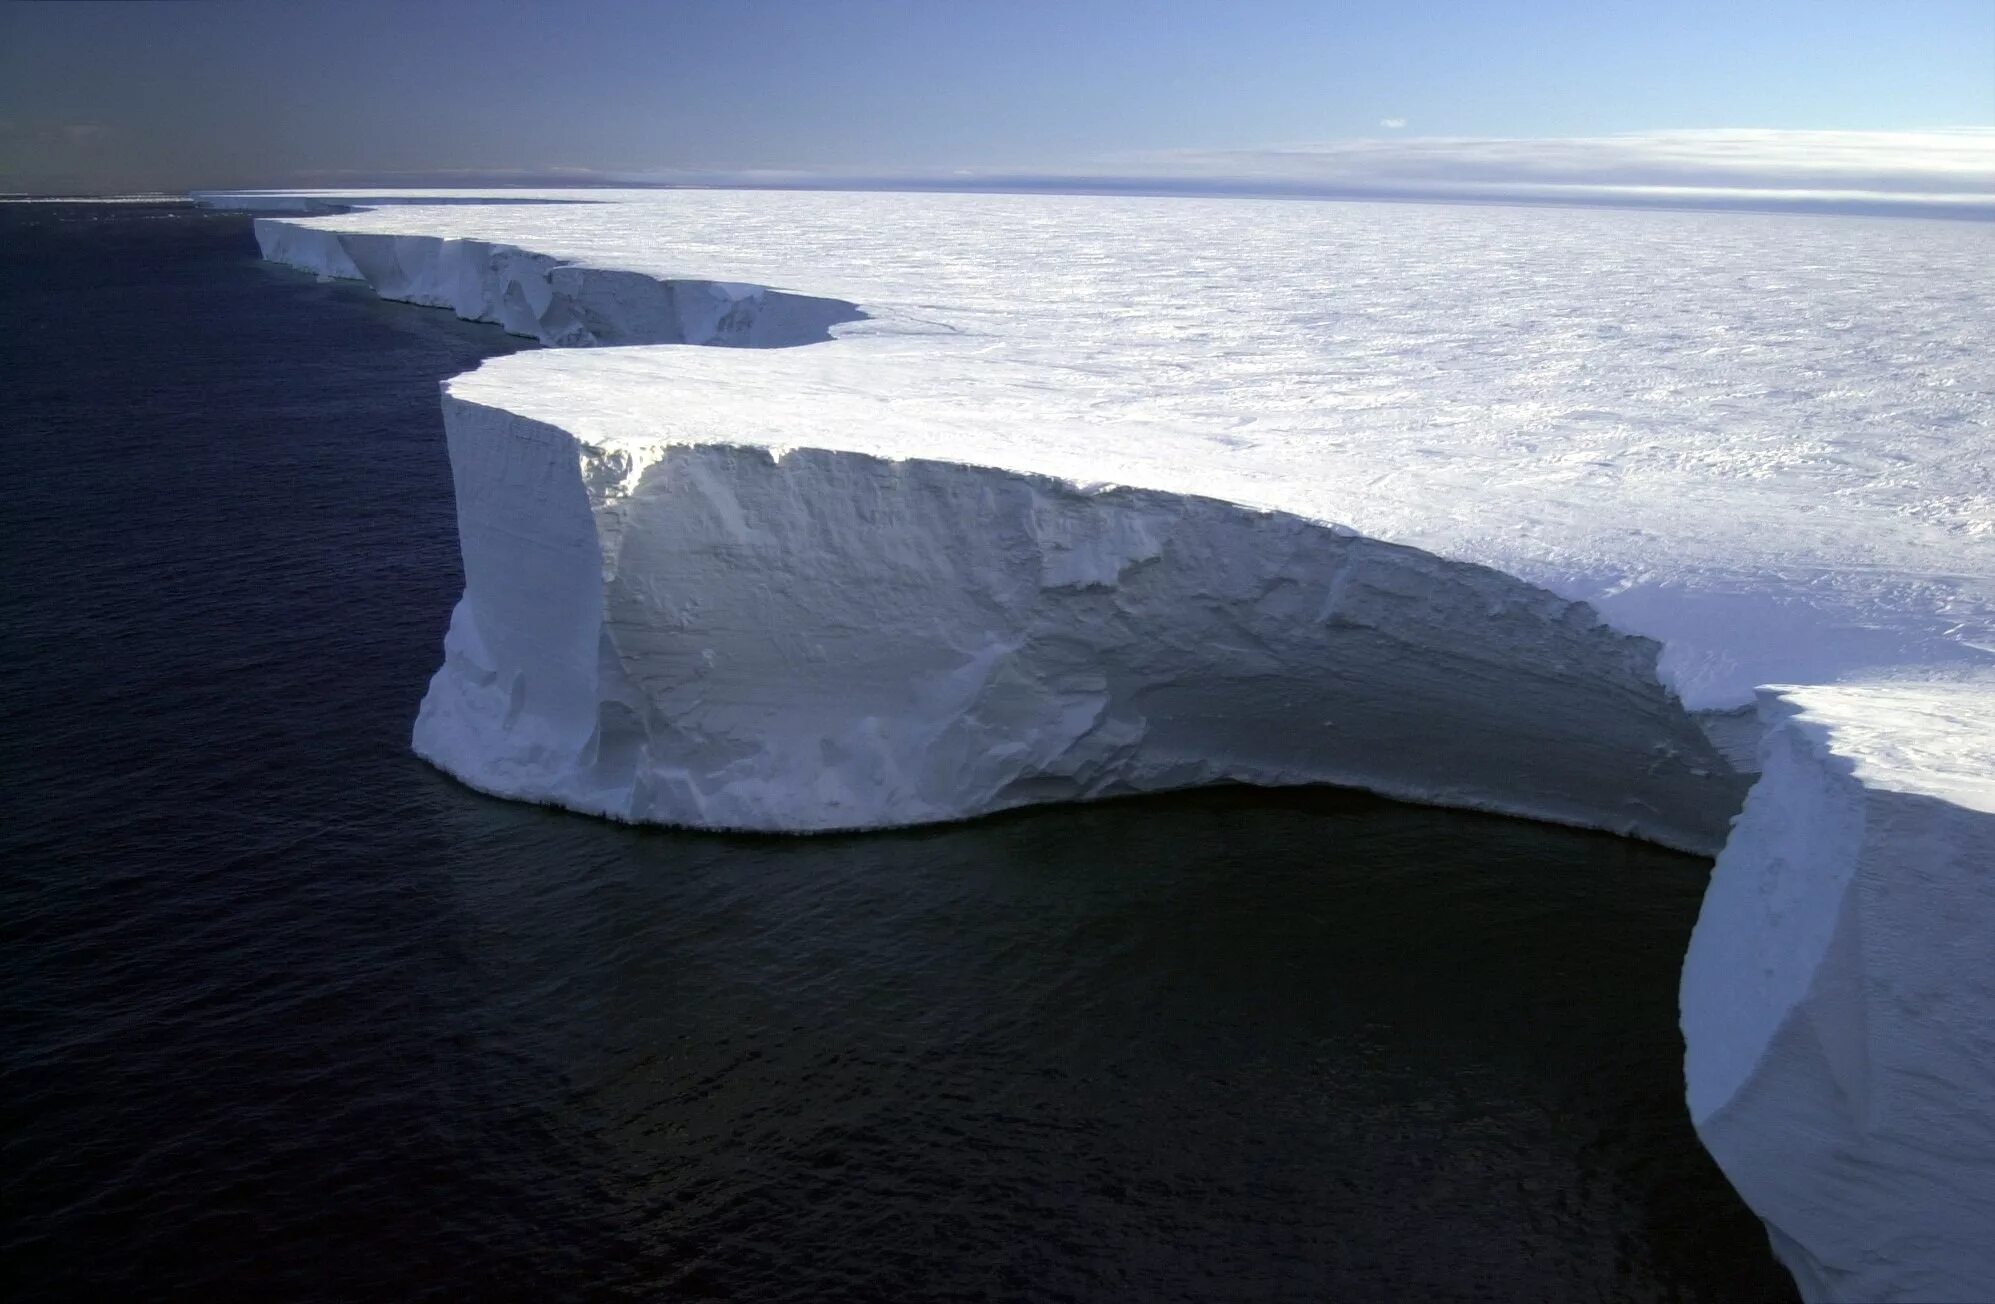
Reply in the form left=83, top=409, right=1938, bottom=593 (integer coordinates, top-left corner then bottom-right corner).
left=251, top=211, right=1744, bottom=850
left=234, top=200, right=1995, bottom=1304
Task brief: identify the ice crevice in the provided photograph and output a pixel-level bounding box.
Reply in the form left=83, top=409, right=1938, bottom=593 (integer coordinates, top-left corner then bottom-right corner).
left=239, top=200, right=1995, bottom=1303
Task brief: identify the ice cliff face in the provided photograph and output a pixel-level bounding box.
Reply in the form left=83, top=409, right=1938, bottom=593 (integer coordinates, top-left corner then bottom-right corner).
left=253, top=218, right=863, bottom=347
left=420, top=396, right=1741, bottom=846
left=1684, top=684, right=1995, bottom=1302
left=230, top=190, right=1994, bottom=1303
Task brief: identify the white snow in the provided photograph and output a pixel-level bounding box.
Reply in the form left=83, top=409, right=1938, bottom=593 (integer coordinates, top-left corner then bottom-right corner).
left=216, top=188, right=1994, bottom=713
left=207, top=186, right=1993, bottom=1301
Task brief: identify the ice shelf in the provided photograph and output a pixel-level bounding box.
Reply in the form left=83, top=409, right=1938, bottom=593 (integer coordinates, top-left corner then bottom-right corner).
left=206, top=187, right=1994, bottom=1302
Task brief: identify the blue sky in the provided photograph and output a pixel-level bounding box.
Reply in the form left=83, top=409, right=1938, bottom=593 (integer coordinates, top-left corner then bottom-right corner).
left=2, top=0, right=1990, bottom=195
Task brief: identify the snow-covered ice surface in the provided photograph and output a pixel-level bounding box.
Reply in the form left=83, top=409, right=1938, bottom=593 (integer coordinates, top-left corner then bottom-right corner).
left=219, top=188, right=1994, bottom=710
left=209, top=187, right=1993, bottom=1300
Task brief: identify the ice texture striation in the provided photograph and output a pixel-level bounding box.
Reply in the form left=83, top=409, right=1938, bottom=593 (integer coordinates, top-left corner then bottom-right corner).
left=222, top=188, right=1994, bottom=1302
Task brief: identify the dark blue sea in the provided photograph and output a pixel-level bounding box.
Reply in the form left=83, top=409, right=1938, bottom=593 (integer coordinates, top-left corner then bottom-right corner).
left=0, top=201, right=1794, bottom=1302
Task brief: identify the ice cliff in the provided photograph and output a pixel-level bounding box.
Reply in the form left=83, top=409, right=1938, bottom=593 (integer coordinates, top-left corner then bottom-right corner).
left=1684, top=684, right=1995, bottom=1303
left=224, top=190, right=1994, bottom=1302
left=423, top=400, right=1739, bottom=847
left=254, top=218, right=863, bottom=348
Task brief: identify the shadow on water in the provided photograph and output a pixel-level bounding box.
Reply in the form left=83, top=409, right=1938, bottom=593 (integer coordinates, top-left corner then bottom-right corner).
left=0, top=203, right=1794, bottom=1302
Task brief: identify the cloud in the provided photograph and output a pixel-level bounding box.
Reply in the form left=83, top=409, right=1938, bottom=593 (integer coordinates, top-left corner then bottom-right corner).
left=948, top=129, right=1995, bottom=218
left=1379, top=118, right=1407, bottom=130
left=614, top=130, right=1995, bottom=220
left=238, top=129, right=1995, bottom=223
left=1134, top=129, right=1995, bottom=193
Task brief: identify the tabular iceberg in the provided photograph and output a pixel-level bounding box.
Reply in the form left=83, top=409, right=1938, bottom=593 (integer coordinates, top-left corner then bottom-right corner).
left=214, top=187, right=1994, bottom=1301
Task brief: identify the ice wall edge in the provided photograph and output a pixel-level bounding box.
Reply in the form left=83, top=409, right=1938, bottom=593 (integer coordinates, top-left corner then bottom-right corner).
left=419, top=394, right=1745, bottom=851
left=252, top=214, right=865, bottom=347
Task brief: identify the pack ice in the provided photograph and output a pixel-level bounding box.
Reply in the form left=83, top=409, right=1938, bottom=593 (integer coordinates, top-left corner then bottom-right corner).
left=212, top=187, right=1993, bottom=1301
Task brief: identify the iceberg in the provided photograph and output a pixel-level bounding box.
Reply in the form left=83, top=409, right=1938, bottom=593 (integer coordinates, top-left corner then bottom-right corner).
left=206, top=187, right=1994, bottom=1300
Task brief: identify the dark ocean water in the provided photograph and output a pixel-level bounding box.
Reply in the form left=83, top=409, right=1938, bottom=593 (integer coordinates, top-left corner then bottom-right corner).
left=0, top=202, right=1794, bottom=1302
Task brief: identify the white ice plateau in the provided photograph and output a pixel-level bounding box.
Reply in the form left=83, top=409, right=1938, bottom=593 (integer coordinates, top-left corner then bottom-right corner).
left=207, top=186, right=1993, bottom=1301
